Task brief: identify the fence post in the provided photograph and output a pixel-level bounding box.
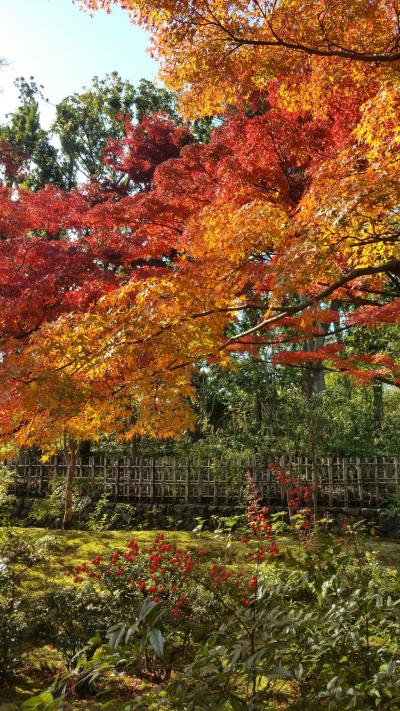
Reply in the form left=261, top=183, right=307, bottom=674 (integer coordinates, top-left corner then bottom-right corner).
left=343, top=458, right=348, bottom=509
left=327, top=456, right=333, bottom=509
left=74, top=456, right=78, bottom=496
left=213, top=459, right=217, bottom=505
left=150, top=458, right=155, bottom=503
left=89, top=455, right=95, bottom=494
left=103, top=456, right=108, bottom=491
left=161, top=459, right=166, bottom=503
left=138, top=458, right=143, bottom=502
left=39, top=462, right=44, bottom=494
left=115, top=459, right=120, bottom=501
left=27, top=462, right=32, bottom=496
left=185, top=459, right=189, bottom=504
left=374, top=457, right=379, bottom=507
left=356, top=457, right=363, bottom=507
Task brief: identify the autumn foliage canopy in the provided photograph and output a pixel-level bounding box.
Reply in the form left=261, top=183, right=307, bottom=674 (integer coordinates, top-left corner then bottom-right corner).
left=0, top=0, right=400, bottom=454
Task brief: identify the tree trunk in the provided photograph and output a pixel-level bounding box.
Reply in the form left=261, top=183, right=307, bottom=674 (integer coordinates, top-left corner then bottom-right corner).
left=254, top=392, right=263, bottom=435
left=304, top=329, right=328, bottom=397
left=311, top=358, right=326, bottom=396
left=79, top=440, right=91, bottom=459
left=63, top=440, right=77, bottom=529
left=302, top=302, right=340, bottom=397
left=373, top=381, right=384, bottom=431
left=303, top=359, right=314, bottom=401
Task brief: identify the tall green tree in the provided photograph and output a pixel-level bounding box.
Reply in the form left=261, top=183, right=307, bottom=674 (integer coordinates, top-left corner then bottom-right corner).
left=52, top=74, right=179, bottom=186
left=0, top=73, right=214, bottom=191
left=0, top=78, right=62, bottom=189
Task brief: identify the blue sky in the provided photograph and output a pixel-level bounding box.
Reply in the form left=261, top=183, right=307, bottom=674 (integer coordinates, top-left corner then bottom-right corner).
left=0, top=0, right=157, bottom=127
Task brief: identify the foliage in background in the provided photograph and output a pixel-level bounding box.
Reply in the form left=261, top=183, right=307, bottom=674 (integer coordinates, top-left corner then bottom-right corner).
left=0, top=466, right=16, bottom=525
left=0, top=73, right=213, bottom=190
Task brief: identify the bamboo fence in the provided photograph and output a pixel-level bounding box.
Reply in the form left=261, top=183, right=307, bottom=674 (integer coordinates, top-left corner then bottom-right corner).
left=6, top=454, right=400, bottom=508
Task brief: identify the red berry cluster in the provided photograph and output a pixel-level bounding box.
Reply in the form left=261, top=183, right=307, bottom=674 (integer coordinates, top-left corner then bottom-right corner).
left=242, top=472, right=280, bottom=563
left=68, top=533, right=199, bottom=620
left=171, top=594, right=189, bottom=619
left=124, top=539, right=140, bottom=561
left=209, top=564, right=261, bottom=607
left=269, top=463, right=315, bottom=537
left=270, top=463, right=314, bottom=510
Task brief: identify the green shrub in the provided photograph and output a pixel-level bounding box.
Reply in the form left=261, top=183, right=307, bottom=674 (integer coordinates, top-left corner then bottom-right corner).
left=0, top=529, right=45, bottom=679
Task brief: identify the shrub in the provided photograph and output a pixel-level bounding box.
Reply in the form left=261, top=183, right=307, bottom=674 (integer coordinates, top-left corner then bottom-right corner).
left=34, top=586, right=118, bottom=666
left=24, top=474, right=400, bottom=709
left=0, top=529, right=45, bottom=679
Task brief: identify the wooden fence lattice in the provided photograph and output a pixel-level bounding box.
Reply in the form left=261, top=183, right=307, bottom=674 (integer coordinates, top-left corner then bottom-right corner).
left=6, top=455, right=400, bottom=508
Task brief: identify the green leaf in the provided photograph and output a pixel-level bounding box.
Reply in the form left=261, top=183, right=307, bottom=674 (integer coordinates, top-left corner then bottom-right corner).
left=22, top=691, right=54, bottom=709
left=149, top=628, right=164, bottom=658
left=145, top=601, right=163, bottom=627
left=126, top=621, right=139, bottom=643
left=138, top=598, right=158, bottom=622
left=106, top=623, right=126, bottom=651
left=268, top=666, right=293, bottom=680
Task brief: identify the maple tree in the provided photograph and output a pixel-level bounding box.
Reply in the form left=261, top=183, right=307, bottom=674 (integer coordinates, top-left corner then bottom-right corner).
left=0, top=111, right=196, bottom=525
left=76, top=0, right=400, bottom=379
left=79, top=0, right=400, bottom=117
left=0, top=95, right=368, bottom=440
left=2, top=85, right=400, bottom=481
left=0, top=1, right=399, bottom=526
left=70, top=88, right=400, bottom=383
left=103, top=113, right=193, bottom=190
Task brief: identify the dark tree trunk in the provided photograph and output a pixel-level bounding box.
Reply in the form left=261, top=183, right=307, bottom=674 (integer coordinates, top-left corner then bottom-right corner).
left=373, top=381, right=384, bottom=431
left=79, top=440, right=91, bottom=459
left=254, top=392, right=263, bottom=434
left=303, top=359, right=314, bottom=401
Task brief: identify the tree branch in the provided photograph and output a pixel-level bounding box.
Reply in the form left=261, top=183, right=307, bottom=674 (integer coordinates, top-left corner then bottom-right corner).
left=225, top=259, right=400, bottom=346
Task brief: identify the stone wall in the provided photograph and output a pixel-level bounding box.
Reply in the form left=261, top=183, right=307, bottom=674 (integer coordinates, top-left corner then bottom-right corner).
left=9, top=496, right=400, bottom=535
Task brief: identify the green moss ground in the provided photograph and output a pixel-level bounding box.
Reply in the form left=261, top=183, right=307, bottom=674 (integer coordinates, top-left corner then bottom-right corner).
left=14, top=526, right=400, bottom=585
left=10, top=527, right=245, bottom=592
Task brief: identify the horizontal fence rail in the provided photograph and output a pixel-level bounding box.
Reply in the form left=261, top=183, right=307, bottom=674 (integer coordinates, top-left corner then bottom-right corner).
left=5, top=455, right=400, bottom=509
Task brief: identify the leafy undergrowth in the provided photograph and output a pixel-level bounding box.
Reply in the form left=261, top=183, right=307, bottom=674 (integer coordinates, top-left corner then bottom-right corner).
left=0, top=644, right=155, bottom=710
left=1, top=523, right=400, bottom=710
left=0, top=527, right=262, bottom=709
